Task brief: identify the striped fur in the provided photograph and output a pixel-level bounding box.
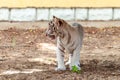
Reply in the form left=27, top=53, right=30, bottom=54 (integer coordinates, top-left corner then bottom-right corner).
left=46, top=16, right=84, bottom=71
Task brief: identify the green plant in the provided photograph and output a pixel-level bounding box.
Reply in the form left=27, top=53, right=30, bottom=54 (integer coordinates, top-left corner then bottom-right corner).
left=71, top=65, right=81, bottom=73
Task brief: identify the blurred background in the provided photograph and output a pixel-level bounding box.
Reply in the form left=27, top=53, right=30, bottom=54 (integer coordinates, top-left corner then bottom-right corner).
left=0, top=0, right=120, bottom=29
left=0, top=0, right=120, bottom=21
left=0, top=0, right=120, bottom=80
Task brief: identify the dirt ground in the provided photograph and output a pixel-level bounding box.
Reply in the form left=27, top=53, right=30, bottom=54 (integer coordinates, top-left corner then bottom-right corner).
left=0, top=27, right=120, bottom=80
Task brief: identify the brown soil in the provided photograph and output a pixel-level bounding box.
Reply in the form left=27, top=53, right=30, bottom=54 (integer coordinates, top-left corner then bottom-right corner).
left=0, top=27, right=120, bottom=80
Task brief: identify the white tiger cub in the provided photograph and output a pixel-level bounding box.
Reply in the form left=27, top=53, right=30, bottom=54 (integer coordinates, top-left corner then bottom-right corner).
left=46, top=16, right=84, bottom=71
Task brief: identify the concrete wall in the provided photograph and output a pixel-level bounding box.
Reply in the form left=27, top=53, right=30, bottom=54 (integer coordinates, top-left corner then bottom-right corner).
left=0, top=8, right=120, bottom=21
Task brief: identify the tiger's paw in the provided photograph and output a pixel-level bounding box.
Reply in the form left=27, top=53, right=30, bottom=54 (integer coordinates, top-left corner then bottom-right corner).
left=55, top=67, right=66, bottom=71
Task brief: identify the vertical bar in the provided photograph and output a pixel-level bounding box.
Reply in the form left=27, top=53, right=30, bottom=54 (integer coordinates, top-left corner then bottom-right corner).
left=35, top=8, right=37, bottom=21
left=9, top=8, right=11, bottom=22
left=48, top=8, right=50, bottom=20
left=87, top=8, right=89, bottom=20
left=74, top=8, right=77, bottom=21
left=112, top=8, right=114, bottom=20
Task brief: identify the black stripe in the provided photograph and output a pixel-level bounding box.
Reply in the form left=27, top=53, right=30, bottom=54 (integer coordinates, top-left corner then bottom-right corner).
left=70, top=41, right=75, bottom=48
left=71, top=48, right=75, bottom=55
left=59, top=43, right=65, bottom=50
left=67, top=32, right=71, bottom=44
left=58, top=47, right=65, bottom=53
left=61, top=54, right=64, bottom=57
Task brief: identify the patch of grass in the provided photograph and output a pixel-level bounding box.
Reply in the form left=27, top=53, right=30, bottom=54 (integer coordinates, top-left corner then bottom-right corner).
left=71, top=65, right=81, bottom=73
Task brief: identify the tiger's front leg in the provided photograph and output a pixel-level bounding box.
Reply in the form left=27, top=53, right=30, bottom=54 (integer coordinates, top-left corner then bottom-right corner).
left=65, top=54, right=72, bottom=65
left=55, top=47, right=66, bottom=71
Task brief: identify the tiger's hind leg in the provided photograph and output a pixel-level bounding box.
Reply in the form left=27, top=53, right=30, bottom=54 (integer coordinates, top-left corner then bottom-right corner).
left=69, top=48, right=81, bottom=70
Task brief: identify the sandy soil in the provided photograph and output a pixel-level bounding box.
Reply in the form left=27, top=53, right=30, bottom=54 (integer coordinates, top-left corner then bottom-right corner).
left=0, top=27, right=120, bottom=80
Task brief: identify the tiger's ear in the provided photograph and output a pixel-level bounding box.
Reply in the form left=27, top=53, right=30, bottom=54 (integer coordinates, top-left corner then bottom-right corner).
left=53, top=16, right=59, bottom=20
left=53, top=16, right=63, bottom=27
left=53, top=16, right=56, bottom=18
left=58, top=20, right=63, bottom=26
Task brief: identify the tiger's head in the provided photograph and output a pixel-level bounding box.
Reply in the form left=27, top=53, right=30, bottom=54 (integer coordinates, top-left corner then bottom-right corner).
left=46, top=16, right=64, bottom=39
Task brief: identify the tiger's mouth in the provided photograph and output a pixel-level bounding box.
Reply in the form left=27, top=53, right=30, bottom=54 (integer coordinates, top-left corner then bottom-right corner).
left=48, top=34, right=56, bottom=40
